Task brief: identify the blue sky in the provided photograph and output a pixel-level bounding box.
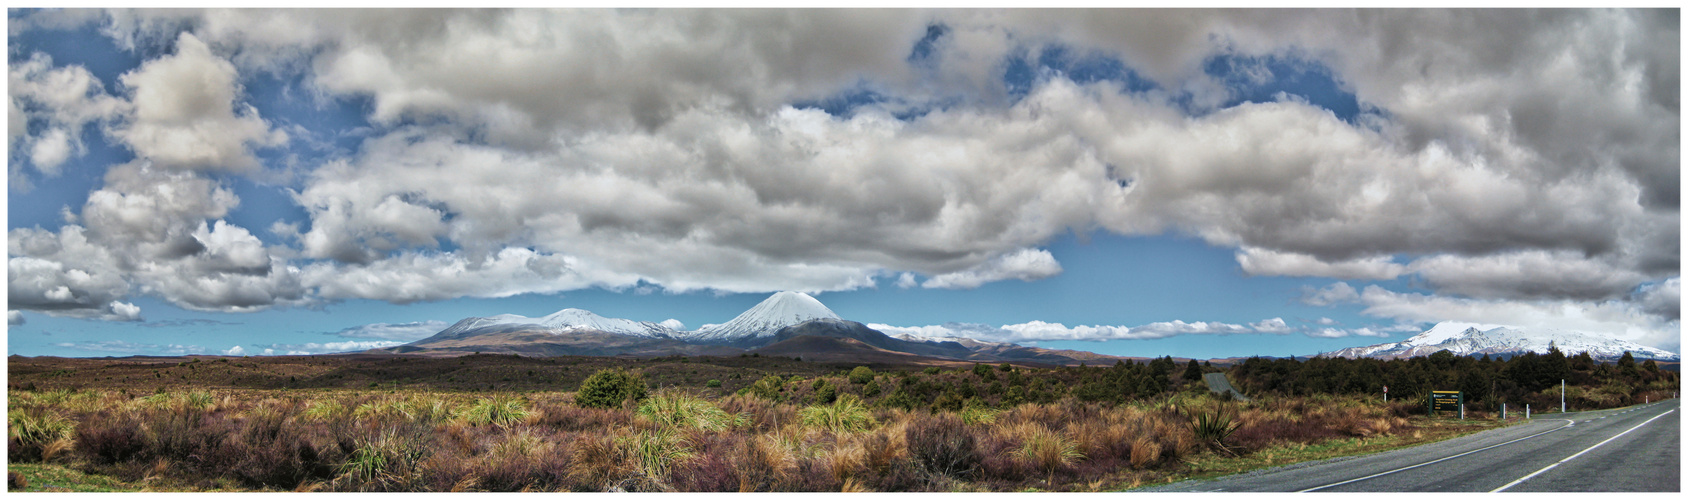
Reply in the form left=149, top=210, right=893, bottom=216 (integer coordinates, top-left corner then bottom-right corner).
left=7, top=9, right=1680, bottom=359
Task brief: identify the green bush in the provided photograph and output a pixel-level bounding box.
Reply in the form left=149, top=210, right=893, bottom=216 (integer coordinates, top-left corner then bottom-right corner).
left=863, top=380, right=883, bottom=398
left=923, top=367, right=941, bottom=375
left=576, top=369, right=649, bottom=409
left=705, top=379, right=722, bottom=388
left=812, top=380, right=838, bottom=404
left=743, top=375, right=785, bottom=401
left=848, top=366, right=875, bottom=385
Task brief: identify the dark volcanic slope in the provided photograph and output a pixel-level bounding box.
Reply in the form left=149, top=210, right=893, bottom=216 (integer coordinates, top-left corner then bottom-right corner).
left=750, top=336, right=970, bottom=366
left=381, top=330, right=741, bottom=357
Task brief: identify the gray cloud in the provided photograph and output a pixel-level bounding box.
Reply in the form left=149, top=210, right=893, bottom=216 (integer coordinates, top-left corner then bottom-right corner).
left=3, top=9, right=1676, bottom=333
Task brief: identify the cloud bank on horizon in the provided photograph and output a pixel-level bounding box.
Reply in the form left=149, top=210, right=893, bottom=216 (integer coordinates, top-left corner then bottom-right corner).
left=7, top=9, right=1679, bottom=351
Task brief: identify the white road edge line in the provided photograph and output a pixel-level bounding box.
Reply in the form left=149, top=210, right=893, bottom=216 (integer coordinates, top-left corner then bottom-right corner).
left=1298, top=419, right=1576, bottom=492
left=1489, top=407, right=1678, bottom=492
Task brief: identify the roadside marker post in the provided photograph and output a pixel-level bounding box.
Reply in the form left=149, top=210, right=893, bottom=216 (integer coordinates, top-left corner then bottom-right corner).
left=1561, top=380, right=1565, bottom=413
left=1526, top=404, right=1530, bottom=419
left=1502, top=403, right=1506, bottom=421
left=1460, top=404, right=1464, bottom=420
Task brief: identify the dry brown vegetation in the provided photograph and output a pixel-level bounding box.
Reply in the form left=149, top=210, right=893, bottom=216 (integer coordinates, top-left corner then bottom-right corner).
left=8, top=381, right=1475, bottom=492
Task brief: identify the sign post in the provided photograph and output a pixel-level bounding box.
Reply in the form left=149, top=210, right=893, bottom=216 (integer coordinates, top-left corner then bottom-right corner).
left=1430, top=390, right=1462, bottom=417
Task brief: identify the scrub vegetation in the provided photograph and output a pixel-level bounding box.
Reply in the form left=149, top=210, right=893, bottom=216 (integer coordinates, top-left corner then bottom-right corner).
left=6, top=351, right=1676, bottom=491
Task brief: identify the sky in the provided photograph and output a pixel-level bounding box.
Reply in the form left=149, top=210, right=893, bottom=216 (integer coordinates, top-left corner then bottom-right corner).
left=5, top=8, right=1681, bottom=360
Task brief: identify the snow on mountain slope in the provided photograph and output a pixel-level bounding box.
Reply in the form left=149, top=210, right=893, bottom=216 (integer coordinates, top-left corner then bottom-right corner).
left=681, top=291, right=841, bottom=343
left=429, top=309, right=680, bottom=340
left=1323, top=322, right=1679, bottom=361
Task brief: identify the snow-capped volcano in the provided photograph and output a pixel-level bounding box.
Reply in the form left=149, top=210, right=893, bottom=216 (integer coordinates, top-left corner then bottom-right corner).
left=431, top=308, right=681, bottom=340
left=681, top=291, right=841, bottom=343
left=1322, top=322, right=1679, bottom=362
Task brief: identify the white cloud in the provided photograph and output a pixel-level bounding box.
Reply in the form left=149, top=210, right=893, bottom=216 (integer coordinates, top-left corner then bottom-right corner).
left=874, top=316, right=1294, bottom=344
left=2, top=10, right=1675, bottom=324
left=894, top=272, right=918, bottom=289
left=1351, top=284, right=1679, bottom=353
left=262, top=340, right=404, bottom=354
left=660, top=318, right=685, bottom=330
left=923, top=249, right=1063, bottom=290
left=223, top=345, right=247, bottom=356
left=302, top=247, right=641, bottom=303
left=8, top=52, right=127, bottom=187
left=330, top=320, right=449, bottom=341
left=8, top=310, right=24, bottom=325
left=113, top=32, right=285, bottom=172
left=54, top=340, right=204, bottom=355
left=1248, top=317, right=1293, bottom=333
left=1237, top=246, right=1405, bottom=280
left=1405, top=250, right=1652, bottom=301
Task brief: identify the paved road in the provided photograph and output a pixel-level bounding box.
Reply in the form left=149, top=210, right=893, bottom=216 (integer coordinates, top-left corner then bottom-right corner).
left=1144, top=398, right=1680, bottom=492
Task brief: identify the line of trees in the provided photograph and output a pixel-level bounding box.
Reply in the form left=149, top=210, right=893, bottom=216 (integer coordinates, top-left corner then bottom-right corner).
left=1229, top=347, right=1677, bottom=412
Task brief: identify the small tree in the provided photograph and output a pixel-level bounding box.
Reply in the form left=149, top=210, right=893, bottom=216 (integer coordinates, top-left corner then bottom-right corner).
left=848, top=366, right=876, bottom=385
left=1182, top=359, right=1204, bottom=381
left=576, top=369, right=648, bottom=409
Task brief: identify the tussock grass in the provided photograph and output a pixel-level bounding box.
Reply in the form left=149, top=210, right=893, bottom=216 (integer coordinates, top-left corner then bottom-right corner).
left=799, top=394, right=875, bottom=434
left=637, top=390, right=742, bottom=432
left=463, top=396, right=528, bottom=428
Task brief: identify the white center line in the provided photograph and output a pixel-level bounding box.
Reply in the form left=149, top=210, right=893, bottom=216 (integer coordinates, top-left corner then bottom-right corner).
left=1298, top=419, right=1576, bottom=492
left=1489, top=407, right=1678, bottom=492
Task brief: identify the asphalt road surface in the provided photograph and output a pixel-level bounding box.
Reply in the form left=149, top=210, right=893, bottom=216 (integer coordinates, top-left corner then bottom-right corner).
left=1144, top=398, right=1680, bottom=492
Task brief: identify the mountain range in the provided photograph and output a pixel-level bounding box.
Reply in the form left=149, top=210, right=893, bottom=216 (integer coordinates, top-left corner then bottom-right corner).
left=383, top=291, right=1132, bottom=365
left=378, top=292, right=1679, bottom=365
left=1320, top=322, right=1679, bottom=362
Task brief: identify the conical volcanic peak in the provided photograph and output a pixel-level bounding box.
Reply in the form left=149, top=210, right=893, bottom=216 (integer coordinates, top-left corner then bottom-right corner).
left=687, top=291, right=841, bottom=342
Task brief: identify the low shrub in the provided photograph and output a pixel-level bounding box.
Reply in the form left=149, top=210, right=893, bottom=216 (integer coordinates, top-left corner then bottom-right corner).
left=576, top=370, right=648, bottom=409
left=904, top=413, right=981, bottom=480
left=74, top=411, right=148, bottom=465
left=849, top=367, right=876, bottom=385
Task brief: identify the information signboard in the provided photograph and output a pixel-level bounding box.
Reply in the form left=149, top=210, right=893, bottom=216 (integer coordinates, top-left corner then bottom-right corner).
left=1429, top=390, right=1463, bottom=415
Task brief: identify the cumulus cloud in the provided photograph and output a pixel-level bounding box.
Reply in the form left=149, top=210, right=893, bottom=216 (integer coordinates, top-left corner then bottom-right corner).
left=1307, top=282, right=1680, bottom=352
left=9, top=162, right=305, bottom=315
left=330, top=320, right=449, bottom=341
left=1405, top=250, right=1651, bottom=301
left=301, top=247, right=641, bottom=303
left=1237, top=247, right=1405, bottom=280
left=223, top=345, right=247, bottom=356
left=660, top=318, right=685, bottom=330
left=3, top=9, right=1677, bottom=327
left=113, top=32, right=286, bottom=171
left=923, top=249, right=1063, bottom=290
left=8, top=310, right=24, bottom=325
left=8, top=52, right=127, bottom=187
